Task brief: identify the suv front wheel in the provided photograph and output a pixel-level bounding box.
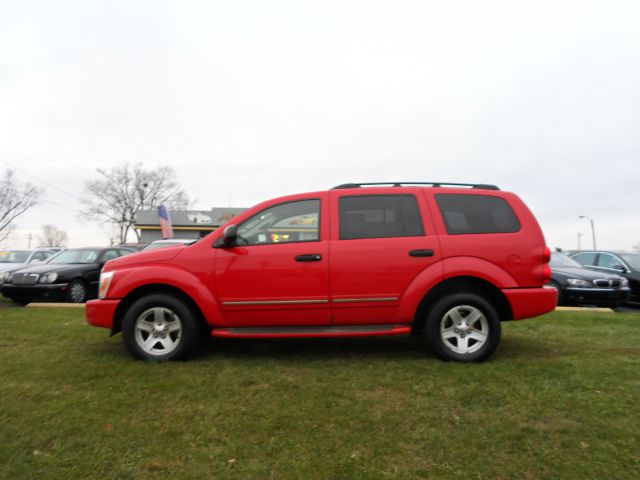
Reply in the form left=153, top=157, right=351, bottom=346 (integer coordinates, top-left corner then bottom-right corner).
left=122, top=294, right=203, bottom=361
left=424, top=292, right=501, bottom=362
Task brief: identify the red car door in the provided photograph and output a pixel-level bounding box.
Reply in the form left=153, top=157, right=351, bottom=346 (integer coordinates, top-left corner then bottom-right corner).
left=329, top=188, right=442, bottom=325
left=215, top=194, right=331, bottom=327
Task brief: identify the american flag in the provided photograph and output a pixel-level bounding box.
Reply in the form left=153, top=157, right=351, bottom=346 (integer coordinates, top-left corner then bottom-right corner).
left=157, top=205, right=174, bottom=239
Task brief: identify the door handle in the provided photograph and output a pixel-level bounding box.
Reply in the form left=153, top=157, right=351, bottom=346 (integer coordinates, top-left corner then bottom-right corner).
left=295, top=254, right=322, bottom=262
left=409, top=249, right=434, bottom=257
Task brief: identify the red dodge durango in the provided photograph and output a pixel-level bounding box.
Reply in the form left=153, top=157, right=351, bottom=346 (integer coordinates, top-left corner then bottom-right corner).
left=87, top=182, right=557, bottom=362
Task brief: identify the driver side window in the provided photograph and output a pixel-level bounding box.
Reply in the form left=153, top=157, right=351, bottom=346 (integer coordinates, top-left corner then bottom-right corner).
left=237, top=199, right=320, bottom=246
left=597, top=253, right=624, bottom=270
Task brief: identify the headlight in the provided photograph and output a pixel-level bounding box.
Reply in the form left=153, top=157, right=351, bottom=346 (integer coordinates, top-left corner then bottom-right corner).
left=566, top=278, right=593, bottom=288
left=98, top=271, right=115, bottom=299
left=620, top=278, right=629, bottom=287
left=0, top=271, right=8, bottom=283
left=38, top=272, right=58, bottom=284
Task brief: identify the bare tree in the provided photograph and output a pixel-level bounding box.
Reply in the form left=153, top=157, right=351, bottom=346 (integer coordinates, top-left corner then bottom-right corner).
left=81, top=162, right=190, bottom=244
left=0, top=170, right=42, bottom=243
left=38, top=224, right=68, bottom=247
left=633, top=242, right=640, bottom=253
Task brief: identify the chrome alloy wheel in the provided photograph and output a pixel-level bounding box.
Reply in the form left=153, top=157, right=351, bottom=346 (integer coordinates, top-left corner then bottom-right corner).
left=134, top=307, right=182, bottom=356
left=69, top=282, right=86, bottom=303
left=439, top=305, right=489, bottom=355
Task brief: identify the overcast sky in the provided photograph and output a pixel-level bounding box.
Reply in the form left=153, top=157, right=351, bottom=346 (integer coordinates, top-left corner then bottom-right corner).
left=1, top=0, right=639, bottom=250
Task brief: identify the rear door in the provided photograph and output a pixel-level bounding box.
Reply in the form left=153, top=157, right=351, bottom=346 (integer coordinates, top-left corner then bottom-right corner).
left=328, top=189, right=441, bottom=325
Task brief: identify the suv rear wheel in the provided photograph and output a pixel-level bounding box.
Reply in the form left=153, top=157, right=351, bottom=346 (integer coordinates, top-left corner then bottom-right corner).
left=424, top=292, right=501, bottom=362
left=122, top=294, right=202, bottom=361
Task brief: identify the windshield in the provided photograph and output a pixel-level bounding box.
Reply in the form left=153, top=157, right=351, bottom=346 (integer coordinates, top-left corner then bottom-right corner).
left=0, top=251, right=30, bottom=263
left=141, top=240, right=194, bottom=251
left=49, top=249, right=101, bottom=264
left=620, top=253, right=640, bottom=271
left=550, top=252, right=583, bottom=268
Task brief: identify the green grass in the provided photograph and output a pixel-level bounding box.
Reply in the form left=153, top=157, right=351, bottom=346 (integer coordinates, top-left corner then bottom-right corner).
left=0, top=307, right=639, bottom=479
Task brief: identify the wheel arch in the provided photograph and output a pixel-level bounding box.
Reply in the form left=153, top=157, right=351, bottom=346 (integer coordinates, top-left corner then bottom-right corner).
left=411, top=276, right=513, bottom=334
left=111, top=284, right=208, bottom=336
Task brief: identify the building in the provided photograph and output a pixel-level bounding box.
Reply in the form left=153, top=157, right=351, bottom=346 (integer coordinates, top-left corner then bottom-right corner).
left=134, top=208, right=247, bottom=244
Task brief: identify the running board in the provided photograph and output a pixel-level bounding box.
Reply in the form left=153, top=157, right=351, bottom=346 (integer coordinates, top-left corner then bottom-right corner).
left=211, top=324, right=412, bottom=339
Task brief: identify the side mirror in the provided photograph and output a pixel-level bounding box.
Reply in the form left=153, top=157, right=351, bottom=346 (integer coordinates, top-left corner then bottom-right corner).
left=30, top=259, right=42, bottom=264
left=220, top=225, right=238, bottom=248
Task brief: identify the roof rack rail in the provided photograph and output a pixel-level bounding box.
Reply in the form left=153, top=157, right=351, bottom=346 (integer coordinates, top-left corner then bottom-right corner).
left=331, top=182, right=500, bottom=190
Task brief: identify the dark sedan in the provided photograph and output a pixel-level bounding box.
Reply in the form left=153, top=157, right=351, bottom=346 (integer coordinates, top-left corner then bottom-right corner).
left=548, top=252, right=630, bottom=308
left=1, top=247, right=134, bottom=305
left=569, top=250, right=640, bottom=304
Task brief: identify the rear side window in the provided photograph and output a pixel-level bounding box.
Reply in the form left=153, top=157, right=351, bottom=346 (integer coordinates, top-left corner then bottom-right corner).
left=339, top=195, right=424, bottom=240
left=572, top=252, right=597, bottom=266
left=435, top=194, right=520, bottom=234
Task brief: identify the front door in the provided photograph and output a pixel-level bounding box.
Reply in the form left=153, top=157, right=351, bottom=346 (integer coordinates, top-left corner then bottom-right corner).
left=215, top=195, right=331, bottom=327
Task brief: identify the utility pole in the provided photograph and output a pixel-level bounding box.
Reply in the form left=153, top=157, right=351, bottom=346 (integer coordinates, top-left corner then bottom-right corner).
left=579, top=216, right=597, bottom=250
left=577, top=232, right=583, bottom=250
left=27, top=233, right=32, bottom=249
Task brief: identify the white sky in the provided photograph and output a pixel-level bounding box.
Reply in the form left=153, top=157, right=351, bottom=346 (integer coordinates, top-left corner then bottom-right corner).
left=1, top=0, right=639, bottom=250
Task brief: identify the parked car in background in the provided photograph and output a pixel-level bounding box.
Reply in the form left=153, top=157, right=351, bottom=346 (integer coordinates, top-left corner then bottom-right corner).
left=0, top=248, right=59, bottom=274
left=548, top=252, right=630, bottom=308
left=140, top=239, right=198, bottom=251
left=0, top=249, right=60, bottom=290
left=1, top=247, right=134, bottom=305
left=87, top=181, right=557, bottom=363
left=569, top=251, right=640, bottom=304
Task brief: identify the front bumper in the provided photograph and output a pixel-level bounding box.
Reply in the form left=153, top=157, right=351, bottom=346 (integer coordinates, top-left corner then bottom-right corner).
left=86, top=299, right=120, bottom=329
left=502, top=286, right=558, bottom=320
left=562, top=287, right=630, bottom=306
left=1, top=283, right=69, bottom=300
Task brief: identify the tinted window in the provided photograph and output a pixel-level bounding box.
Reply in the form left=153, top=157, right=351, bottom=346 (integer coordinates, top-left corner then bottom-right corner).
left=435, top=194, right=520, bottom=234
left=550, top=252, right=582, bottom=268
left=0, top=251, right=30, bottom=263
left=237, top=199, right=320, bottom=245
left=50, top=249, right=101, bottom=264
left=101, top=250, right=120, bottom=262
left=620, top=253, right=640, bottom=270
left=597, top=253, right=625, bottom=270
left=572, top=252, right=597, bottom=266
left=339, top=195, right=424, bottom=240
left=30, top=251, right=48, bottom=262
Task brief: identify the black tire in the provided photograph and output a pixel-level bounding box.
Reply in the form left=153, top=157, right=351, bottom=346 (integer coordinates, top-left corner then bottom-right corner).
left=11, top=297, right=31, bottom=306
left=547, top=281, right=562, bottom=306
left=424, top=292, right=502, bottom=363
left=121, top=294, right=202, bottom=361
left=67, top=279, right=87, bottom=303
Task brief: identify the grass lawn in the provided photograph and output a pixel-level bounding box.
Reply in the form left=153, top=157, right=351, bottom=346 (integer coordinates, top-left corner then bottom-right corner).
left=0, top=306, right=638, bottom=479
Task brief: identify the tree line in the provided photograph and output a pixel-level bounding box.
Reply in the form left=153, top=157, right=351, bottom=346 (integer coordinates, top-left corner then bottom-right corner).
left=0, top=162, right=188, bottom=247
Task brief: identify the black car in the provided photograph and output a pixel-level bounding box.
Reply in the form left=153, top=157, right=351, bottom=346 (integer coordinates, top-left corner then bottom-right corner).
left=569, top=250, right=640, bottom=304
left=1, top=247, right=134, bottom=305
left=548, top=252, right=630, bottom=308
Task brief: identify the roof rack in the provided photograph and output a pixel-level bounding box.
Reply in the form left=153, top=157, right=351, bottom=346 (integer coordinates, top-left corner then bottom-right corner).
left=331, top=182, right=500, bottom=190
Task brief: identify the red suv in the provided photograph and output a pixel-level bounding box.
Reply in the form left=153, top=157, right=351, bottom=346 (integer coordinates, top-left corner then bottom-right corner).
left=87, top=182, right=556, bottom=362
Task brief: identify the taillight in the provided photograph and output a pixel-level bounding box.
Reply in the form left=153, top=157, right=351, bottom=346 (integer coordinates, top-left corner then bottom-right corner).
left=542, top=264, right=552, bottom=283
left=542, top=246, right=551, bottom=263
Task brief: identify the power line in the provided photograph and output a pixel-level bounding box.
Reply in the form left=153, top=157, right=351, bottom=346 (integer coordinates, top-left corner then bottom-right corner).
left=40, top=199, right=80, bottom=214
left=0, top=158, right=85, bottom=201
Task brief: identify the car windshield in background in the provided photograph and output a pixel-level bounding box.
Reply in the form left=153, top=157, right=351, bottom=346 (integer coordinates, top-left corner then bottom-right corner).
left=620, top=253, right=640, bottom=270
left=0, top=251, right=30, bottom=263
left=550, top=252, right=583, bottom=268
left=49, top=249, right=101, bottom=264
